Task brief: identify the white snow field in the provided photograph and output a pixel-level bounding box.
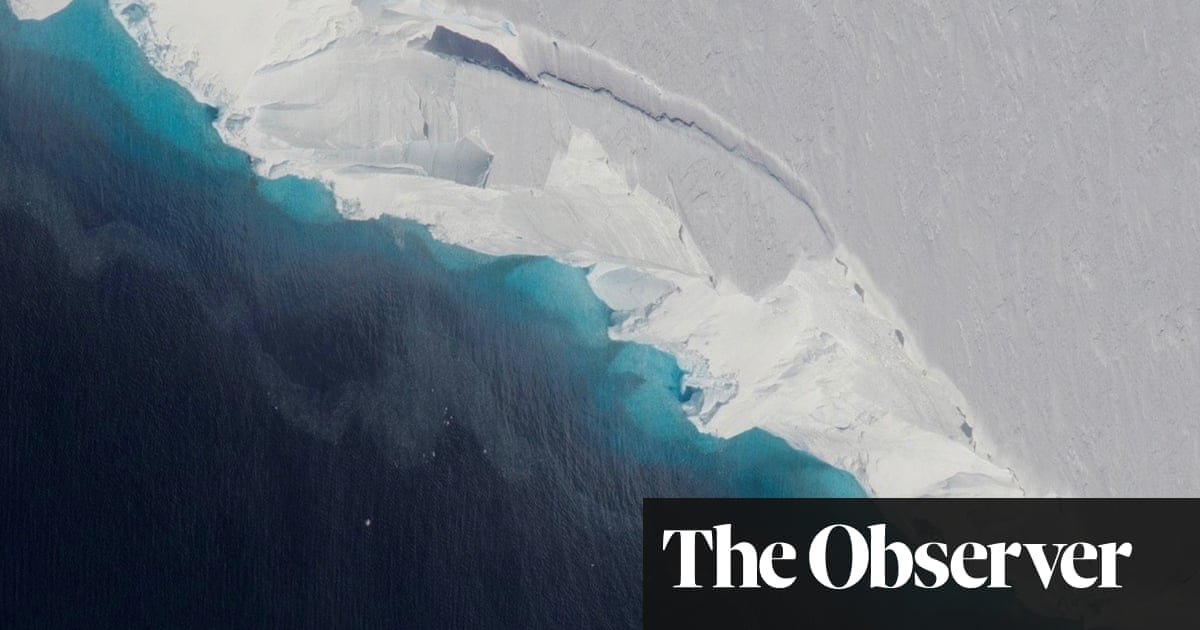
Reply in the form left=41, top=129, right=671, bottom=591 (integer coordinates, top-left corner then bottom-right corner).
left=15, top=0, right=1197, bottom=496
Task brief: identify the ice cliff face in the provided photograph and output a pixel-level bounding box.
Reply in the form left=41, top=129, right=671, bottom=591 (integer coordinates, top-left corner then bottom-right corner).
left=12, top=0, right=1084, bottom=496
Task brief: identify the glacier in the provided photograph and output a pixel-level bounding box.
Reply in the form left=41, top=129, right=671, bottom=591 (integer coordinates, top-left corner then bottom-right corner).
left=33, top=0, right=1200, bottom=497
left=16, top=0, right=1027, bottom=497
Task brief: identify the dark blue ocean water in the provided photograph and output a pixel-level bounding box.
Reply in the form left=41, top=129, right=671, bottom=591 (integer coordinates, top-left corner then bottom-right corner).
left=0, top=1, right=861, bottom=627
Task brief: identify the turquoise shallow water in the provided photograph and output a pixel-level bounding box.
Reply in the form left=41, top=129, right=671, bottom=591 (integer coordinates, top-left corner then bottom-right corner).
left=2, top=0, right=862, bottom=625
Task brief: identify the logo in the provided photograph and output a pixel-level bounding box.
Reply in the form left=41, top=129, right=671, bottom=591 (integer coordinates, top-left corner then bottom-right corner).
left=644, top=499, right=1200, bottom=629
left=662, top=523, right=1133, bottom=590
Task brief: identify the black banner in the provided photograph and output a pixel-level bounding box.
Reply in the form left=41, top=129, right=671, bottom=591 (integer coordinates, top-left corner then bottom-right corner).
left=644, top=499, right=1200, bottom=629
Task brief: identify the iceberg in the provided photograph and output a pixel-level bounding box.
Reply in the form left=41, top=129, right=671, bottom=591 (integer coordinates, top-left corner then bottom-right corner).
left=6, top=0, right=70, bottom=19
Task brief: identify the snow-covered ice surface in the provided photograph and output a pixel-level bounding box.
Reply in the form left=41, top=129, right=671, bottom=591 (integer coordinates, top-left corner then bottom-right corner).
left=30, top=0, right=1200, bottom=496
left=438, top=0, right=1200, bottom=497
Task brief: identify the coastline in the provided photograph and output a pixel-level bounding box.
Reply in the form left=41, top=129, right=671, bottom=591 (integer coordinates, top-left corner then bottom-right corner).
left=102, top=0, right=1024, bottom=497
left=8, top=0, right=1026, bottom=497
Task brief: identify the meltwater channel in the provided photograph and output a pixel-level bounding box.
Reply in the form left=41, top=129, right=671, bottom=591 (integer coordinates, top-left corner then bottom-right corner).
left=0, top=1, right=861, bottom=626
